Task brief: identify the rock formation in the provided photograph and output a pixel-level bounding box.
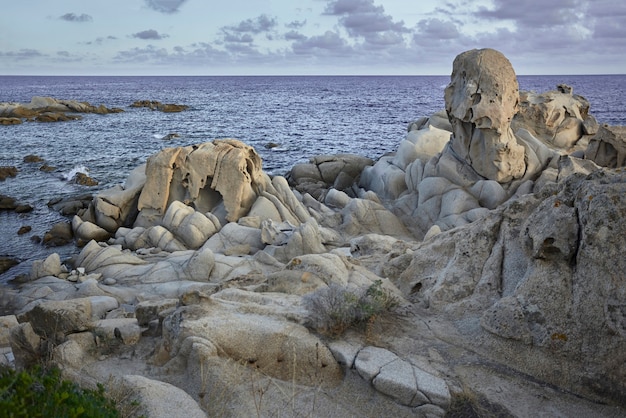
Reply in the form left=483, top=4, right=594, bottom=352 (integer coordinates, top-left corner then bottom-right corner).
left=1, top=49, right=625, bottom=417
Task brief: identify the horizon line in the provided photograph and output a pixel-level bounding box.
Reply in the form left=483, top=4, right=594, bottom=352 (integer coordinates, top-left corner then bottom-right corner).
left=0, top=73, right=625, bottom=78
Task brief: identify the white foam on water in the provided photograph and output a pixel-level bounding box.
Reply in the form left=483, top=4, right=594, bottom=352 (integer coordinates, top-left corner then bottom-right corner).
left=62, top=165, right=89, bottom=181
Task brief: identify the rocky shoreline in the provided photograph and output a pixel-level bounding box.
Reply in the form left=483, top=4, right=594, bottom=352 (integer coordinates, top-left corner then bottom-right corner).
left=1, top=49, right=625, bottom=417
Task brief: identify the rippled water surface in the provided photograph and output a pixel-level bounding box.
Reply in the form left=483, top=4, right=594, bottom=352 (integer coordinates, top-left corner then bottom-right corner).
left=1, top=75, right=625, bottom=283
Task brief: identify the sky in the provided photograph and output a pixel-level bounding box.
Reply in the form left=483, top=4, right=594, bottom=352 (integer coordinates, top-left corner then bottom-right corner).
left=0, top=0, right=624, bottom=75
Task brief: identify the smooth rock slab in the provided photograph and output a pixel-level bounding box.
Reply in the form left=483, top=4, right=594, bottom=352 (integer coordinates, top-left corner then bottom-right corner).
left=355, top=346, right=451, bottom=409
left=373, top=358, right=428, bottom=406
left=354, top=346, right=399, bottom=381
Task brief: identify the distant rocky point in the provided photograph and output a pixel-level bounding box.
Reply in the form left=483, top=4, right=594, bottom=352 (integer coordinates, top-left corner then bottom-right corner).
left=129, top=100, right=189, bottom=113
left=0, top=96, right=124, bottom=124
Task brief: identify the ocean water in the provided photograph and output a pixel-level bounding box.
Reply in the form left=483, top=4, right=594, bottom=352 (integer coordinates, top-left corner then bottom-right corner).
left=1, top=75, right=625, bottom=283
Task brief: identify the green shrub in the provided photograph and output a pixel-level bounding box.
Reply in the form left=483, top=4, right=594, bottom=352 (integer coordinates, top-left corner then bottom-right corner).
left=303, top=280, right=398, bottom=336
left=0, top=365, right=120, bottom=418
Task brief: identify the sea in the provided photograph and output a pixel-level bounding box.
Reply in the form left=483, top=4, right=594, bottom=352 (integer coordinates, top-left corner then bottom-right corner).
left=1, top=74, right=625, bottom=284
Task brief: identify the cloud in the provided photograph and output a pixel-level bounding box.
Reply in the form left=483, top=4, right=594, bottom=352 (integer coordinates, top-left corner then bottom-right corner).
left=0, top=49, right=46, bottom=60
left=114, top=45, right=170, bottom=63
left=475, top=0, right=588, bottom=29
left=83, top=36, right=117, bottom=46
left=222, top=15, right=278, bottom=34
left=291, top=31, right=352, bottom=56
left=222, top=33, right=254, bottom=43
left=322, top=0, right=409, bottom=47
left=145, top=0, right=188, bottom=14
left=284, top=30, right=307, bottom=41
left=286, top=20, right=307, bottom=29
left=324, top=0, right=377, bottom=15
left=59, top=13, right=93, bottom=22
left=132, top=30, right=169, bottom=40
left=416, top=18, right=461, bottom=41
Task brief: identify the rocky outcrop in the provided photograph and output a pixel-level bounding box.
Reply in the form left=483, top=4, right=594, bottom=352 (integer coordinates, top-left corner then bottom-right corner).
left=2, top=49, right=625, bottom=417
left=136, top=139, right=265, bottom=225
left=360, top=48, right=561, bottom=239
left=392, top=165, right=626, bottom=404
left=0, top=96, right=123, bottom=123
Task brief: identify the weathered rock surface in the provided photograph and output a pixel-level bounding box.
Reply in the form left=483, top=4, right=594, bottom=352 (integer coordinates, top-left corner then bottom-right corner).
left=513, top=84, right=596, bottom=149
left=585, top=124, right=626, bottom=167
left=288, top=154, right=374, bottom=199
left=2, top=49, right=625, bottom=418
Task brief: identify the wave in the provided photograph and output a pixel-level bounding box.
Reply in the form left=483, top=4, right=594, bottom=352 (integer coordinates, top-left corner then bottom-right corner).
left=62, top=165, right=90, bottom=181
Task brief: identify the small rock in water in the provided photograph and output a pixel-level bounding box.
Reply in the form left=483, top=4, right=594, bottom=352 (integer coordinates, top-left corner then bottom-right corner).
left=15, top=204, right=33, bottom=213
left=265, top=142, right=280, bottom=149
left=0, top=257, right=19, bottom=274
left=23, top=154, right=44, bottom=163
left=39, top=164, right=56, bottom=172
left=17, top=226, right=32, bottom=235
left=74, top=172, right=98, bottom=186
left=0, top=166, right=18, bottom=181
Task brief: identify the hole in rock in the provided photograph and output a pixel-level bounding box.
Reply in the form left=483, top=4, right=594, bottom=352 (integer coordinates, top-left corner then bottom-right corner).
left=411, top=282, right=423, bottom=294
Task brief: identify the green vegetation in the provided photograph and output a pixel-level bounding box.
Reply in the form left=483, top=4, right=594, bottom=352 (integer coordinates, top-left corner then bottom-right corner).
left=303, top=279, right=399, bottom=337
left=0, top=365, right=119, bottom=418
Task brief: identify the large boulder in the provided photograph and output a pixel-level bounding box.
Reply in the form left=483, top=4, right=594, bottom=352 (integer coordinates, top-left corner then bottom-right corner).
left=20, top=296, right=119, bottom=344
left=445, top=48, right=526, bottom=183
